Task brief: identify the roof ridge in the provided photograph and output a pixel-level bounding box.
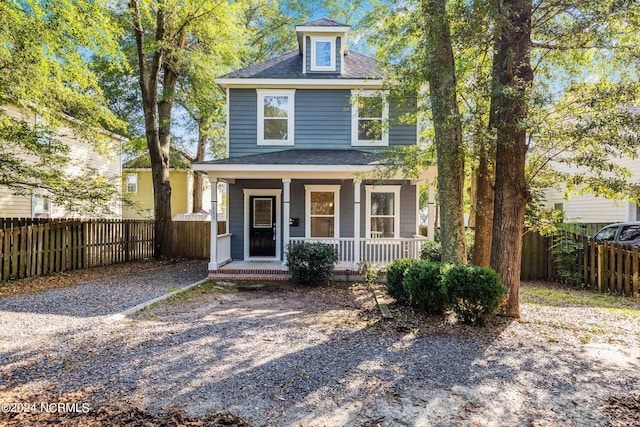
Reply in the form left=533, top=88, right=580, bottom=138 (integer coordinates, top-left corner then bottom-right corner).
left=298, top=17, right=350, bottom=27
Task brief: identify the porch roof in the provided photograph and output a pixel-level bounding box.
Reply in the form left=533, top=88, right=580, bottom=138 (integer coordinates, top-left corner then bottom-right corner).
left=193, top=149, right=437, bottom=181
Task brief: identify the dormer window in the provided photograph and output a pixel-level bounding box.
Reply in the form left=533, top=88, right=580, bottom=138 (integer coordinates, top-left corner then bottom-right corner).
left=310, top=37, right=336, bottom=72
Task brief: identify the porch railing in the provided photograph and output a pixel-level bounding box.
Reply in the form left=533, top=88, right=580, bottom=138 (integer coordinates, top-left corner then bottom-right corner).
left=288, top=237, right=428, bottom=267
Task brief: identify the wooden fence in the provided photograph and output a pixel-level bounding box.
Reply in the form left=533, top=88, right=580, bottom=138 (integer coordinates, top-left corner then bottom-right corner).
left=0, top=219, right=154, bottom=281
left=558, top=235, right=639, bottom=297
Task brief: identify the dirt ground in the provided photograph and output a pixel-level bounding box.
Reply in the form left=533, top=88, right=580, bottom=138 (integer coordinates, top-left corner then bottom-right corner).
left=1, top=269, right=639, bottom=426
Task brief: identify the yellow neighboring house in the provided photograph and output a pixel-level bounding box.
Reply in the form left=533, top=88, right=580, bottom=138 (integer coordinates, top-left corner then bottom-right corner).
left=0, top=103, right=124, bottom=218
left=122, top=148, right=211, bottom=220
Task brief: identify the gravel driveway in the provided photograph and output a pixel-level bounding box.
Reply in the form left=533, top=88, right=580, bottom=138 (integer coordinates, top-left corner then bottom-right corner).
left=1, top=278, right=639, bottom=426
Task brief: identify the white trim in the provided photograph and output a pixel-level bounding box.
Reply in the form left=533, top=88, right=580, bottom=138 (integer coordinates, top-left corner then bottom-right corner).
left=351, top=90, right=389, bottom=147
left=32, top=193, right=51, bottom=218
left=310, top=36, right=336, bottom=72
left=257, top=89, right=295, bottom=146
left=217, top=78, right=382, bottom=89
left=365, top=185, right=401, bottom=238
left=243, top=189, right=282, bottom=261
left=125, top=173, right=138, bottom=193
left=302, top=36, right=306, bottom=74
left=305, top=184, right=341, bottom=238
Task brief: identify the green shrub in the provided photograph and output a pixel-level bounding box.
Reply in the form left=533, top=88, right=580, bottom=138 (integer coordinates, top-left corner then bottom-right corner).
left=385, top=258, right=419, bottom=304
left=286, top=242, right=338, bottom=286
left=402, top=260, right=448, bottom=314
left=444, top=264, right=507, bottom=326
left=420, top=241, right=442, bottom=262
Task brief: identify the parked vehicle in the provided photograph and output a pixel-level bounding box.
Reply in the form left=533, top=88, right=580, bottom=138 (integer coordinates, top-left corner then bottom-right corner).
left=593, top=222, right=640, bottom=246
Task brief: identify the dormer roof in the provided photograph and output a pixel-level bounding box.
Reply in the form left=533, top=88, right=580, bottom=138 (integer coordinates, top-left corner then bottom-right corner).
left=295, top=17, right=350, bottom=54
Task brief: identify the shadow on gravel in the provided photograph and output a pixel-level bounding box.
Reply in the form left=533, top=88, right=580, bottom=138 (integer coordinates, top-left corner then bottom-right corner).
left=2, top=283, right=638, bottom=426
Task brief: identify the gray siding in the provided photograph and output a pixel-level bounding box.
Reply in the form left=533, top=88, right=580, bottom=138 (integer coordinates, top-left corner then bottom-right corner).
left=305, top=36, right=342, bottom=74
left=295, top=90, right=351, bottom=149
left=227, top=89, right=417, bottom=157
left=389, top=97, right=417, bottom=146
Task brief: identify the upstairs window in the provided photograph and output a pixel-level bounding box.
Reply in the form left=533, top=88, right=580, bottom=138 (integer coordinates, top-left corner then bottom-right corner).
left=257, top=89, right=295, bottom=146
left=126, top=173, right=138, bottom=193
left=351, top=90, right=389, bottom=146
left=310, top=37, right=336, bottom=72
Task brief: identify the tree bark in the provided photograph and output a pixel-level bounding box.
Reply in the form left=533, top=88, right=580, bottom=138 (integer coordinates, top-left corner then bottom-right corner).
left=129, top=0, right=173, bottom=259
left=422, top=0, right=467, bottom=264
left=192, top=124, right=207, bottom=212
left=472, top=132, right=495, bottom=267
left=489, top=0, right=533, bottom=318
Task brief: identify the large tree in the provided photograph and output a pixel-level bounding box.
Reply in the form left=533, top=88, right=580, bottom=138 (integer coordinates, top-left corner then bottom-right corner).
left=422, top=0, right=467, bottom=263
left=126, top=0, right=243, bottom=258
left=0, top=0, right=125, bottom=214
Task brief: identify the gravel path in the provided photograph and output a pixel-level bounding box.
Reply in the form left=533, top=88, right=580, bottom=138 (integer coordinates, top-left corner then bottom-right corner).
left=0, top=260, right=207, bottom=353
left=1, top=280, right=639, bottom=426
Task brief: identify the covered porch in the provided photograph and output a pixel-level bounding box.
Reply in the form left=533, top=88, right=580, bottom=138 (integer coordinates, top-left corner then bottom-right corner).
left=193, top=149, right=437, bottom=274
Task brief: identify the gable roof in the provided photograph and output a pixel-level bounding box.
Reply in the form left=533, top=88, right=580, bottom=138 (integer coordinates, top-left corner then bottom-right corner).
left=220, top=50, right=381, bottom=80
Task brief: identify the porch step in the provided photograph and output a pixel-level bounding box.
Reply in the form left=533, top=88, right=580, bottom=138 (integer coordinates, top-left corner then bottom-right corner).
left=208, top=272, right=291, bottom=282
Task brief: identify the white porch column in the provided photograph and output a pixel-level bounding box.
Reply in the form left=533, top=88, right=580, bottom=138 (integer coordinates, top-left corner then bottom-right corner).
left=282, top=178, right=291, bottom=271
left=209, top=177, right=218, bottom=270
left=353, top=179, right=361, bottom=269
left=427, top=179, right=436, bottom=241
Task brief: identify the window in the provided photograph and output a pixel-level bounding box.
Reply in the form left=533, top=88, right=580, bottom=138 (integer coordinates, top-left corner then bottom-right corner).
left=126, top=173, right=138, bottom=193
left=32, top=194, right=50, bottom=218
left=257, top=89, right=295, bottom=146
left=305, top=185, right=340, bottom=238
left=594, top=226, right=618, bottom=242
left=351, top=90, right=389, bottom=146
left=365, top=185, right=400, bottom=238
left=619, top=225, right=640, bottom=242
left=310, top=37, right=336, bottom=71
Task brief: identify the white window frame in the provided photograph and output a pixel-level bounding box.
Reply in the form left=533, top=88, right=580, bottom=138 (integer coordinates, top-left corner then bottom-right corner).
left=32, top=193, right=51, bottom=218
left=257, top=89, right=295, bottom=146
left=365, top=185, right=401, bottom=238
left=351, top=90, right=389, bottom=147
left=126, top=173, right=138, bottom=193
left=305, top=185, right=341, bottom=238
left=310, top=36, right=336, bottom=72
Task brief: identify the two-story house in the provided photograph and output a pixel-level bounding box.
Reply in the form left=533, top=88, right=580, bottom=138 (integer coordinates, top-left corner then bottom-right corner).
left=193, top=18, right=437, bottom=274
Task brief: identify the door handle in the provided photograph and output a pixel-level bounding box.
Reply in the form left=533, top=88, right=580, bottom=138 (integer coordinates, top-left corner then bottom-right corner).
left=273, top=223, right=276, bottom=240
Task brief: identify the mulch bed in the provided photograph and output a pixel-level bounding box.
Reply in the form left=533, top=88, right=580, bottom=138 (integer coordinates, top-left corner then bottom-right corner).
left=604, top=394, right=640, bottom=427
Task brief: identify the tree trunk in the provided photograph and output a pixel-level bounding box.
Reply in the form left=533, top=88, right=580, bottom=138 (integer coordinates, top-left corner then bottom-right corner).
left=192, top=125, right=207, bottom=212
left=422, top=0, right=467, bottom=264
left=489, top=0, right=533, bottom=318
left=472, top=133, right=495, bottom=267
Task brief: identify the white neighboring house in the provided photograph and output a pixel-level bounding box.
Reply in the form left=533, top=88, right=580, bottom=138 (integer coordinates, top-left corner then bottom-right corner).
left=543, top=154, right=640, bottom=224
left=0, top=103, right=125, bottom=218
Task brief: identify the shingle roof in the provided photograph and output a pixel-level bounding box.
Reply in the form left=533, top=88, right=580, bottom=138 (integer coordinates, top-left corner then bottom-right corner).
left=196, top=149, right=387, bottom=166
left=297, top=17, right=350, bottom=27
left=220, top=50, right=381, bottom=80
left=124, top=147, right=192, bottom=169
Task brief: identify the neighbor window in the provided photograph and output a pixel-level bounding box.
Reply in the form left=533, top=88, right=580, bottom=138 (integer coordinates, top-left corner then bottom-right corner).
left=32, top=194, right=50, bottom=218
left=257, top=89, right=295, bottom=146
left=126, top=173, right=138, bottom=193
left=305, top=185, right=340, bottom=238
left=351, top=90, right=389, bottom=146
left=310, top=37, right=336, bottom=71
left=365, top=185, right=400, bottom=238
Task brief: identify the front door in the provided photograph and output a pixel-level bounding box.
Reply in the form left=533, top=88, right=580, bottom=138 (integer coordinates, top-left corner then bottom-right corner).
left=249, top=196, right=277, bottom=257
